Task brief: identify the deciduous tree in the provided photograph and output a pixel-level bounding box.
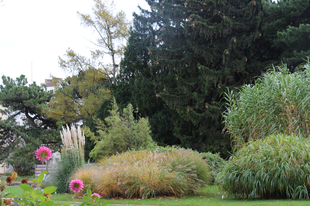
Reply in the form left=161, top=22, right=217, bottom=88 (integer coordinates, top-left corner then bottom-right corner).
left=78, top=0, right=130, bottom=82
left=44, top=49, right=111, bottom=126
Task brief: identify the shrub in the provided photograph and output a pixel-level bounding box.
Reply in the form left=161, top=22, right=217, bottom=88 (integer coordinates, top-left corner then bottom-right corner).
left=91, top=148, right=211, bottom=198
left=216, top=134, right=310, bottom=199
left=7, top=148, right=35, bottom=176
left=88, top=98, right=157, bottom=160
left=223, top=61, right=310, bottom=148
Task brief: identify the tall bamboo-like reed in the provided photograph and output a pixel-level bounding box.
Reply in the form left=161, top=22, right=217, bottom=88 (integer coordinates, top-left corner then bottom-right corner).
left=224, top=61, right=310, bottom=149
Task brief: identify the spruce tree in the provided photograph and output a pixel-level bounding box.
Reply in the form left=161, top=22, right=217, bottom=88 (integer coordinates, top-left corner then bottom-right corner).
left=263, top=0, right=310, bottom=67
left=114, top=16, right=177, bottom=146
left=0, top=75, right=59, bottom=174
left=129, top=0, right=270, bottom=156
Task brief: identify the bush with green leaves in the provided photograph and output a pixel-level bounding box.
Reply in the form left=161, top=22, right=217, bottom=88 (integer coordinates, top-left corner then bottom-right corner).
left=7, top=145, right=37, bottom=176
left=223, top=60, right=310, bottom=148
left=88, top=98, right=156, bottom=160
left=216, top=134, right=310, bottom=199
left=16, top=171, right=58, bottom=205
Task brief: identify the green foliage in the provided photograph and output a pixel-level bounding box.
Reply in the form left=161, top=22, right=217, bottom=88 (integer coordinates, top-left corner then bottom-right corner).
left=89, top=148, right=211, bottom=198
left=224, top=61, right=310, bottom=148
left=113, top=0, right=310, bottom=159
left=0, top=75, right=60, bottom=174
left=80, top=186, right=110, bottom=206
left=51, top=150, right=84, bottom=193
left=15, top=171, right=58, bottom=205
left=114, top=20, right=176, bottom=147
left=263, top=0, right=310, bottom=67
left=89, top=98, right=156, bottom=160
left=199, top=152, right=227, bottom=184
left=216, top=134, right=310, bottom=199
left=45, top=50, right=111, bottom=126
left=7, top=145, right=39, bottom=176
left=116, top=0, right=276, bottom=158
left=16, top=171, right=109, bottom=206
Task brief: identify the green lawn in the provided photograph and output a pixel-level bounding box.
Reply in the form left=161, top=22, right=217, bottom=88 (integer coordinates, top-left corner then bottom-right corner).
left=4, top=185, right=310, bottom=205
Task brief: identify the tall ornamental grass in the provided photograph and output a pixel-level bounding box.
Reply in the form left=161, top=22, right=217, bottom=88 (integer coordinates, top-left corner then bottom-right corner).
left=216, top=134, right=310, bottom=199
left=72, top=148, right=211, bottom=199
left=52, top=124, right=85, bottom=193
left=223, top=61, right=310, bottom=148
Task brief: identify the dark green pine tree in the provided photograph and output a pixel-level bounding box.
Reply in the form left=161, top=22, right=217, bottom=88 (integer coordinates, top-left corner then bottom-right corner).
left=263, top=0, right=310, bottom=68
left=132, top=0, right=271, bottom=157
left=0, top=75, right=60, bottom=174
left=113, top=15, right=177, bottom=146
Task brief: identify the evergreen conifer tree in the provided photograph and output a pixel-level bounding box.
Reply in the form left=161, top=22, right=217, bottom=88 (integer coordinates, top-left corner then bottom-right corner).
left=0, top=75, right=59, bottom=174
left=129, top=0, right=270, bottom=156
left=263, top=0, right=310, bottom=67
left=114, top=16, right=177, bottom=146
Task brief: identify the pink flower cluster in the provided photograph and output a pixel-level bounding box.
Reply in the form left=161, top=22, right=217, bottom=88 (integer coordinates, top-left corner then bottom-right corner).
left=69, top=179, right=84, bottom=193
left=35, top=146, right=52, bottom=162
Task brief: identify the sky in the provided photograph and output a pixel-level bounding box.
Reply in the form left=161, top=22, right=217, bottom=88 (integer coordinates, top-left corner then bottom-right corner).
left=0, top=0, right=149, bottom=85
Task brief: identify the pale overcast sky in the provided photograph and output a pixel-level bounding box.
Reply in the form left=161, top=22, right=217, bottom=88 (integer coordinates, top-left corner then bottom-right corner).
left=0, top=0, right=149, bottom=85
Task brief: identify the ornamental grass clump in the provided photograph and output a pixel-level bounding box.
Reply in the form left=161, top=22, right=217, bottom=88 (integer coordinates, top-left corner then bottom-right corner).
left=216, top=134, right=310, bottom=199
left=71, top=165, right=97, bottom=196
left=91, top=149, right=211, bottom=199
left=52, top=124, right=85, bottom=193
left=199, top=152, right=226, bottom=184
left=153, top=146, right=226, bottom=184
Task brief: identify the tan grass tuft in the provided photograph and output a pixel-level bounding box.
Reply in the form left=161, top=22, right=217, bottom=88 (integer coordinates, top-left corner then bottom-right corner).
left=60, top=124, right=85, bottom=160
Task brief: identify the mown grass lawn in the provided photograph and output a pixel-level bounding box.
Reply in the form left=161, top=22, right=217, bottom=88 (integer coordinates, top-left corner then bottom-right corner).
left=4, top=185, right=310, bottom=205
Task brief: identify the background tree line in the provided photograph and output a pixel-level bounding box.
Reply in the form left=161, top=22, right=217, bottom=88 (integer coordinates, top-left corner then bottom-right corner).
left=0, top=0, right=309, bottom=174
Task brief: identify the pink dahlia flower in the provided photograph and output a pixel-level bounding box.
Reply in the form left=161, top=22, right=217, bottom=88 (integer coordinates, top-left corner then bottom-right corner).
left=69, top=179, right=84, bottom=193
left=35, top=146, right=52, bottom=162
left=91, top=193, right=101, bottom=201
